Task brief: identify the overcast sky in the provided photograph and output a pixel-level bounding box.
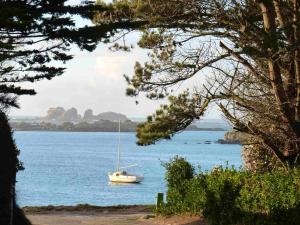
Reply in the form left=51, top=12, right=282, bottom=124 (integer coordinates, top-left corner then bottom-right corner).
left=9, top=0, right=221, bottom=119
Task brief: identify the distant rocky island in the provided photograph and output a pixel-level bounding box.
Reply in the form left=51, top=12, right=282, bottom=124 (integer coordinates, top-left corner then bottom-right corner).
left=11, top=107, right=135, bottom=132
left=43, top=107, right=128, bottom=123
left=11, top=107, right=226, bottom=132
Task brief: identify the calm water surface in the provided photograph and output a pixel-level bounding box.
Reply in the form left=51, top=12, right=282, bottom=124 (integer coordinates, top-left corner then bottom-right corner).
left=15, top=131, right=242, bottom=206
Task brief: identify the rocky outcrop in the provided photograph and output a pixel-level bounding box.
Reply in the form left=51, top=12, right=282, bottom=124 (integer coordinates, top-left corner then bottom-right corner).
left=43, top=107, right=128, bottom=123
left=82, top=110, right=128, bottom=123
left=44, top=107, right=80, bottom=122
left=83, top=109, right=94, bottom=121
left=45, top=107, right=65, bottom=120
left=217, top=131, right=250, bottom=144
left=60, top=108, right=81, bottom=122
left=95, top=112, right=128, bottom=122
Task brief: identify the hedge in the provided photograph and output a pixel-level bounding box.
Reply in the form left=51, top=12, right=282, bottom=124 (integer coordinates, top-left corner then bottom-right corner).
left=158, top=156, right=300, bottom=225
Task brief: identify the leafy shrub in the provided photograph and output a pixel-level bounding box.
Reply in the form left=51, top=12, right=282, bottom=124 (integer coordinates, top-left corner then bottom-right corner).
left=164, top=156, right=195, bottom=207
left=158, top=156, right=198, bottom=214
left=237, top=169, right=300, bottom=225
left=160, top=156, right=300, bottom=225
left=163, top=155, right=194, bottom=189
left=160, top=176, right=206, bottom=215
left=203, top=167, right=245, bottom=225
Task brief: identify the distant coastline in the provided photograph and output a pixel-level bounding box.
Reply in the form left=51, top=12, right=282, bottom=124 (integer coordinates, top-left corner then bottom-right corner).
left=10, top=106, right=229, bottom=132
left=11, top=121, right=225, bottom=132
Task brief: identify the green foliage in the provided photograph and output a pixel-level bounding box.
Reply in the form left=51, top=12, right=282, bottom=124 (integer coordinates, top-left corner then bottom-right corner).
left=163, top=155, right=194, bottom=189
left=158, top=156, right=205, bottom=215
left=160, top=157, right=300, bottom=225
left=237, top=170, right=300, bottom=214
left=203, top=167, right=245, bottom=225
left=160, top=176, right=206, bottom=215
left=136, top=91, right=209, bottom=145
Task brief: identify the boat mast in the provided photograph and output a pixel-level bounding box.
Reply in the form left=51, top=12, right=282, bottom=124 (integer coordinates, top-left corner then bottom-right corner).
left=116, top=119, right=121, bottom=171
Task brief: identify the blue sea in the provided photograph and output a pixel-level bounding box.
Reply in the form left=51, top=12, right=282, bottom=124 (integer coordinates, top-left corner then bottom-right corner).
left=15, top=131, right=242, bottom=207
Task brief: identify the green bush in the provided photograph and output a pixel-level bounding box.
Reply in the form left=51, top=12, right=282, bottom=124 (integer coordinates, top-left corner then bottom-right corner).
left=160, top=157, right=300, bottom=225
left=237, top=169, right=300, bottom=225
left=163, top=155, right=194, bottom=189
left=203, top=167, right=245, bottom=225
left=158, top=156, right=200, bottom=214
left=160, top=177, right=206, bottom=215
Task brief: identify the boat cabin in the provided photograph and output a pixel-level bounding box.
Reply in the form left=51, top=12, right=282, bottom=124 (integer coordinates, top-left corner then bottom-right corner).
left=115, top=171, right=127, bottom=176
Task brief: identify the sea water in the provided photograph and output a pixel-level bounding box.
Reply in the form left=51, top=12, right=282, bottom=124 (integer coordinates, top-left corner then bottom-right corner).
left=15, top=131, right=242, bottom=206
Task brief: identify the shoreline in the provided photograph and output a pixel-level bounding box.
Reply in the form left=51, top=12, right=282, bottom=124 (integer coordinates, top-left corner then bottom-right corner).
left=24, top=204, right=206, bottom=225
left=14, top=129, right=227, bottom=132
left=22, top=204, right=153, bottom=214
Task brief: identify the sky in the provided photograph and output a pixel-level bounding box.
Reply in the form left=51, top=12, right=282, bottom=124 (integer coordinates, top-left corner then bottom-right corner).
left=9, top=0, right=221, bottom=119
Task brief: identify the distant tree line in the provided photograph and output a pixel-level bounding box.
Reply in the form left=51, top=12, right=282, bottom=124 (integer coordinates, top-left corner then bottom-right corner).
left=11, top=120, right=138, bottom=132
left=10, top=121, right=224, bottom=132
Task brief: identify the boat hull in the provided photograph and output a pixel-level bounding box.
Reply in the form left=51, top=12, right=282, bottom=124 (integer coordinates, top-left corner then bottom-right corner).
left=108, top=173, right=143, bottom=183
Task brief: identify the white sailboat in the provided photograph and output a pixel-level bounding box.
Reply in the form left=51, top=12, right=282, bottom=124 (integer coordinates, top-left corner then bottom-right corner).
left=108, top=120, right=144, bottom=183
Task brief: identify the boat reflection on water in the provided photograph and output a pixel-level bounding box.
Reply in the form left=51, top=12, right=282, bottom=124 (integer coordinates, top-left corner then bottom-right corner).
left=108, top=180, right=143, bottom=186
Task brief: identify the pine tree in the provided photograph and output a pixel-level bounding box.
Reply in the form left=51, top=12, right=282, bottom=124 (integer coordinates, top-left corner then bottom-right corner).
left=94, top=0, right=300, bottom=168
left=0, top=1, right=136, bottom=223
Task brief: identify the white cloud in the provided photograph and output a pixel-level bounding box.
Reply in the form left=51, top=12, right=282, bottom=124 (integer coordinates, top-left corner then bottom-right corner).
left=95, top=54, right=133, bottom=80
left=9, top=32, right=221, bottom=119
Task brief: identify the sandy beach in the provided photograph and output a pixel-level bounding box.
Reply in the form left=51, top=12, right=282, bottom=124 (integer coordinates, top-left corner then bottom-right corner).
left=24, top=205, right=206, bottom=225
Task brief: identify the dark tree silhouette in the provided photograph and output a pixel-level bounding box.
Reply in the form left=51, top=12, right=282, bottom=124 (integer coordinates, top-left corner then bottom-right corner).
left=0, top=0, right=144, bottom=108
left=0, top=112, right=28, bottom=225
left=0, top=0, right=139, bottom=223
